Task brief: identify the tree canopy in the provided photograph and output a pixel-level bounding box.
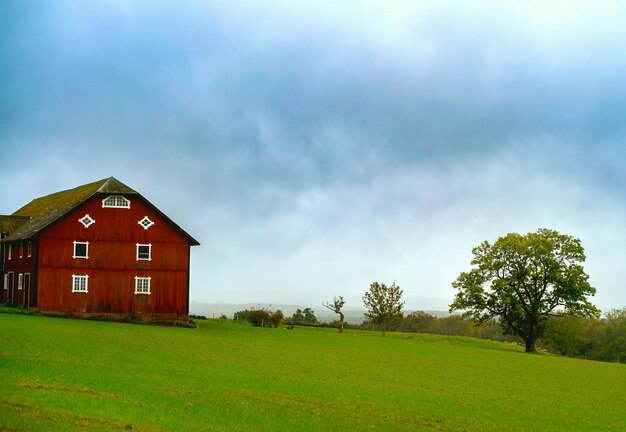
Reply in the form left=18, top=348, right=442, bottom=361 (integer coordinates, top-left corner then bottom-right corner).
left=450, top=228, right=599, bottom=352
left=363, top=281, right=404, bottom=337
left=290, top=307, right=317, bottom=325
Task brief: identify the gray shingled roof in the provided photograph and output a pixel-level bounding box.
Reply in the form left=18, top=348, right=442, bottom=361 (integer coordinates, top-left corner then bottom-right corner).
left=1, top=177, right=199, bottom=245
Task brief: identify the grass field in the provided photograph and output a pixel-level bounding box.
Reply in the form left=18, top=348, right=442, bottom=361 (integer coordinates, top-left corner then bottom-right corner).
left=1, top=313, right=624, bottom=431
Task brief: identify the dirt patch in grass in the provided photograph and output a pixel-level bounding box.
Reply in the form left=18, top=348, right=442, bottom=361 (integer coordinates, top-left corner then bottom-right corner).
left=22, top=384, right=118, bottom=398
left=2, top=400, right=139, bottom=431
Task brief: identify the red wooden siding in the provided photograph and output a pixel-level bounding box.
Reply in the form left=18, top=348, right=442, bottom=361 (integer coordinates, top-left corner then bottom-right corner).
left=35, top=195, right=191, bottom=319
left=2, top=240, right=38, bottom=307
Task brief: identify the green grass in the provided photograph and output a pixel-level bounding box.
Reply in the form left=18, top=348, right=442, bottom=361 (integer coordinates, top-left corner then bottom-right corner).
left=1, top=314, right=624, bottom=431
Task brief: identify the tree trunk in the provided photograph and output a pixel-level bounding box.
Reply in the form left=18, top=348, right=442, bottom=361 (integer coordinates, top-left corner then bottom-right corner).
left=525, top=337, right=537, bottom=353
left=382, top=325, right=386, bottom=338
left=338, top=312, right=344, bottom=334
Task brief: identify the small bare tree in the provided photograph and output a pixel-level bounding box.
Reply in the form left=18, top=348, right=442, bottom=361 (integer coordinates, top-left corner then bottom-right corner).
left=323, top=296, right=346, bottom=334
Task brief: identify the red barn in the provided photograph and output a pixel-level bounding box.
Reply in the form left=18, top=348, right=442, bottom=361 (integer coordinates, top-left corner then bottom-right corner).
left=0, top=177, right=199, bottom=320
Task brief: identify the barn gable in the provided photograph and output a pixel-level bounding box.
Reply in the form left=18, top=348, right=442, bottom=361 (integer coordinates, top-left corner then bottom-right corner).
left=1, top=177, right=198, bottom=246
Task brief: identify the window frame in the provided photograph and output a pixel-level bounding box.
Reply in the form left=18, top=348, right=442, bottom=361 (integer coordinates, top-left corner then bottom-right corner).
left=102, top=195, right=131, bottom=209
left=72, top=274, right=89, bottom=293
left=3, top=273, right=7, bottom=290
left=7, top=272, right=13, bottom=294
left=136, top=243, right=152, bottom=261
left=7, top=244, right=11, bottom=260
left=18, top=273, right=23, bottom=290
left=19, top=243, right=23, bottom=258
left=134, top=276, right=151, bottom=295
left=138, top=216, right=155, bottom=230
left=79, top=214, right=96, bottom=228
left=73, top=241, right=89, bottom=259
left=28, top=241, right=32, bottom=258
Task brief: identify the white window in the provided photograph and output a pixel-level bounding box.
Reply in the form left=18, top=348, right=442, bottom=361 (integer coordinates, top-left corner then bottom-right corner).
left=72, top=275, right=89, bottom=293
left=73, top=241, right=89, bottom=259
left=3, top=274, right=7, bottom=290
left=8, top=244, right=11, bottom=260
left=102, top=195, right=130, bottom=208
left=136, top=243, right=152, bottom=261
left=79, top=214, right=95, bottom=228
left=19, top=243, right=23, bottom=258
left=135, top=276, right=151, bottom=295
left=28, top=242, right=32, bottom=257
left=138, top=216, right=154, bottom=230
left=18, top=274, right=23, bottom=290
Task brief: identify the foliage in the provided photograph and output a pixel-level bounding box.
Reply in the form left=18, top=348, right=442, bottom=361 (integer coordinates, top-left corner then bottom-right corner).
left=322, top=296, right=346, bottom=333
left=269, top=310, right=284, bottom=327
left=358, top=312, right=521, bottom=344
left=363, top=281, right=404, bottom=337
left=289, top=307, right=318, bottom=325
left=542, top=314, right=591, bottom=356
left=233, top=309, right=251, bottom=321
left=395, top=311, right=437, bottom=334
left=2, top=314, right=626, bottom=431
left=600, top=308, right=626, bottom=363
left=450, top=228, right=599, bottom=352
left=246, top=308, right=283, bottom=328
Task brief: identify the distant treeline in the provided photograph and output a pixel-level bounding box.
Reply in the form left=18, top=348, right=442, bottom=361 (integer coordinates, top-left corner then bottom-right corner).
left=356, top=312, right=521, bottom=343
left=356, top=309, right=626, bottom=363
left=233, top=306, right=625, bottom=364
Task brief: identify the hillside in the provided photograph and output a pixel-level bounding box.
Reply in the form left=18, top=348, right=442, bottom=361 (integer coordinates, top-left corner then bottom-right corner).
left=1, top=314, right=624, bottom=431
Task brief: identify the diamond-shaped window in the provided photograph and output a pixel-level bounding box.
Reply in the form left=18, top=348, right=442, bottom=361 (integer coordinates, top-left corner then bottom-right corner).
left=138, top=216, right=154, bottom=230
left=79, top=214, right=95, bottom=228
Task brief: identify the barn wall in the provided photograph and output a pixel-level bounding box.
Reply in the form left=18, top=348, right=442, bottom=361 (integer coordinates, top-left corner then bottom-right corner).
left=37, top=195, right=191, bottom=318
left=2, top=239, right=38, bottom=307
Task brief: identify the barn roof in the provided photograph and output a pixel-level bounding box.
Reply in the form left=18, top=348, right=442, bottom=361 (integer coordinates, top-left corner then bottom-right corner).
left=0, top=215, right=31, bottom=235
left=1, top=177, right=199, bottom=246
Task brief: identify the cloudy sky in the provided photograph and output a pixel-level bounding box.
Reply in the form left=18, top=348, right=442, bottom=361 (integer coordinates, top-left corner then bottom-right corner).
left=1, top=1, right=624, bottom=312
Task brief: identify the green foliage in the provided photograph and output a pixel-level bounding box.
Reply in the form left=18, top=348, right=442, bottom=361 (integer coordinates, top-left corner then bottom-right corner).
left=289, top=307, right=318, bottom=325
left=601, top=308, right=626, bottom=363
left=543, top=314, right=592, bottom=356
left=233, top=309, right=251, bottom=321
left=360, top=312, right=521, bottom=344
left=2, top=314, right=626, bottom=431
left=269, top=310, right=284, bottom=327
left=363, top=281, right=404, bottom=337
left=245, top=308, right=283, bottom=328
left=450, top=228, right=599, bottom=352
left=248, top=309, right=271, bottom=327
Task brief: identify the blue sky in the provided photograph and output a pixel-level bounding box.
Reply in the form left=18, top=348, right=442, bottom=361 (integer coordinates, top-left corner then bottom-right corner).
left=1, top=1, right=624, bottom=311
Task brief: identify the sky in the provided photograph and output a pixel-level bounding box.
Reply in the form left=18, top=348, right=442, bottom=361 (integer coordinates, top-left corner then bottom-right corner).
left=1, top=1, right=624, bottom=312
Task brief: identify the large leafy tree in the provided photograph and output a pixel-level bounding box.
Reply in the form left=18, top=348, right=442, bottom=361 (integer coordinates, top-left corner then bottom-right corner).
left=363, top=281, right=404, bottom=338
left=450, top=229, right=599, bottom=352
